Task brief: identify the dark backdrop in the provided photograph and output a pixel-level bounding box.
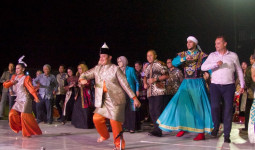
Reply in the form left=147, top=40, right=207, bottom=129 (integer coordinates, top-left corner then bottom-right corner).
left=0, top=0, right=255, bottom=77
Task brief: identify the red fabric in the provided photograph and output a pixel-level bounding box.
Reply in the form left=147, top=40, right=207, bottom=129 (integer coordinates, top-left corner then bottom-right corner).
left=93, top=113, right=125, bottom=149
left=83, top=87, right=91, bottom=108
left=81, top=80, right=92, bottom=108
left=9, top=109, right=42, bottom=137
left=233, top=94, right=240, bottom=122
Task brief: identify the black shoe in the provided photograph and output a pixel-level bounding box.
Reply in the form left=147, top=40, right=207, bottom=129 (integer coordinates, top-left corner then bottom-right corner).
left=47, top=121, right=52, bottom=125
left=241, top=128, right=248, bottom=131
left=211, top=129, right=218, bottom=137
left=129, top=130, right=135, bottom=133
left=148, top=131, right=162, bottom=137
left=37, top=120, right=43, bottom=124
left=57, top=117, right=62, bottom=122
left=224, top=137, right=231, bottom=143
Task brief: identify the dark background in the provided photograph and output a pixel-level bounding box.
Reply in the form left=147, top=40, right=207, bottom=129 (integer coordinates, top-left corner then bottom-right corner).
left=0, top=0, right=255, bottom=77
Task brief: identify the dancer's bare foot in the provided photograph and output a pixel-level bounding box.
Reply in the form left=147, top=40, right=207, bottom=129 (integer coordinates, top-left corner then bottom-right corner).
left=23, top=136, right=31, bottom=138
left=97, top=137, right=106, bottom=143
left=113, top=147, right=124, bottom=150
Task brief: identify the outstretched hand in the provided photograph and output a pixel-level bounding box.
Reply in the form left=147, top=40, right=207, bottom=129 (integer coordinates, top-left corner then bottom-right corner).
left=34, top=99, right=40, bottom=103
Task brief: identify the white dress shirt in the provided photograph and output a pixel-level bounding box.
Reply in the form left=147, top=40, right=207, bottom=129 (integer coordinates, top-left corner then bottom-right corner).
left=201, top=50, right=245, bottom=88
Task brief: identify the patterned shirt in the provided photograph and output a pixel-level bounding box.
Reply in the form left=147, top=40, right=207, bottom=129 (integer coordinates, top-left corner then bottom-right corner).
left=166, top=68, right=183, bottom=95
left=33, top=74, right=58, bottom=99
left=174, top=50, right=207, bottom=78
left=56, top=73, right=68, bottom=95
left=144, top=60, right=168, bottom=97
left=136, top=70, right=147, bottom=100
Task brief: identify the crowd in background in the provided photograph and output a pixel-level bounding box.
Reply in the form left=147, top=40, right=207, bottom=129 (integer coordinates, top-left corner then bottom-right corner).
left=0, top=36, right=255, bottom=144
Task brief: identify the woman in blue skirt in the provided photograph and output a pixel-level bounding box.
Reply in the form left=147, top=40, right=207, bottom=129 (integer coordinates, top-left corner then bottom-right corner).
left=157, top=36, right=213, bottom=140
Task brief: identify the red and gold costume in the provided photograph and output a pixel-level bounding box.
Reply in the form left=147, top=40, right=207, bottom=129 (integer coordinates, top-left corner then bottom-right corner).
left=4, top=74, right=42, bottom=137
left=80, top=63, right=136, bottom=149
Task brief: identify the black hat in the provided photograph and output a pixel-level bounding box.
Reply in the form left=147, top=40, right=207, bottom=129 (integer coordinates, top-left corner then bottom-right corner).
left=100, top=42, right=112, bottom=56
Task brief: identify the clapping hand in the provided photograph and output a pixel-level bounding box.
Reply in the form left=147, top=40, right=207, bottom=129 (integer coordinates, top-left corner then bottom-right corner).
left=12, top=80, right=18, bottom=85
left=148, top=78, right=156, bottom=84
left=186, top=55, right=193, bottom=61
left=79, top=79, right=88, bottom=85
left=217, top=61, right=223, bottom=67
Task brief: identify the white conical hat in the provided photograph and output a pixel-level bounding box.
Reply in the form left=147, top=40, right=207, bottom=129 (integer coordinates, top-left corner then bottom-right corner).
left=101, top=42, right=109, bottom=49
left=100, top=42, right=112, bottom=55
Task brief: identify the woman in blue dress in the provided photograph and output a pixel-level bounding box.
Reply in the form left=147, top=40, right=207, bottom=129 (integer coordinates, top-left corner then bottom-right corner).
left=157, top=36, right=213, bottom=140
left=117, top=56, right=140, bottom=133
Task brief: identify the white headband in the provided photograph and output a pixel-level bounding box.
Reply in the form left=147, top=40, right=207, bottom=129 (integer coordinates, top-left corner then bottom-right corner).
left=187, top=36, right=198, bottom=44
left=18, top=55, right=27, bottom=67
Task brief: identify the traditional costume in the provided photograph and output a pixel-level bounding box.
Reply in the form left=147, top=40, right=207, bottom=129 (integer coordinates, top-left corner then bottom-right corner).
left=3, top=56, right=42, bottom=137
left=79, top=43, right=137, bottom=150
left=157, top=36, right=213, bottom=140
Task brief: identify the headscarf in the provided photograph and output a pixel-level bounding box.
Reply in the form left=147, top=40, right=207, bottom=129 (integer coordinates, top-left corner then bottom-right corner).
left=117, top=56, right=128, bottom=73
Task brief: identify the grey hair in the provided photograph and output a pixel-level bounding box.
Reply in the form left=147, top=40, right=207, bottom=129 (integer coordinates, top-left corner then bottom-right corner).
left=43, top=64, right=51, bottom=70
left=117, top=56, right=128, bottom=67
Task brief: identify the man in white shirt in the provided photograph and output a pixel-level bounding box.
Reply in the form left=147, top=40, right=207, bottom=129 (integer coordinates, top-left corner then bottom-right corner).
left=201, top=36, right=244, bottom=143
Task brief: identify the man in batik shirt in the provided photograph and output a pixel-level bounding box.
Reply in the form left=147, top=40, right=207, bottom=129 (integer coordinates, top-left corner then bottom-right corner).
left=165, top=58, right=183, bottom=107
left=143, top=50, right=168, bottom=137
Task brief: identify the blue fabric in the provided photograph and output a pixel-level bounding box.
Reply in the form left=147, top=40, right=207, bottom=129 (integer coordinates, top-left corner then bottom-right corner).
left=33, top=74, right=58, bottom=99
left=251, top=99, right=255, bottom=125
left=172, top=55, right=184, bottom=67
left=125, top=66, right=139, bottom=111
left=36, top=95, right=53, bottom=123
left=157, top=78, right=213, bottom=133
left=172, top=50, right=200, bottom=67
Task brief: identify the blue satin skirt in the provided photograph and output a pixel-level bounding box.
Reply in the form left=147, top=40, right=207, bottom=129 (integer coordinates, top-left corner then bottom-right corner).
left=157, top=78, right=213, bottom=133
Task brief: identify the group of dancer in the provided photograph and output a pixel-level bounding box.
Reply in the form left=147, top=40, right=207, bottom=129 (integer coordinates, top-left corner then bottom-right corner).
left=1, top=35, right=255, bottom=150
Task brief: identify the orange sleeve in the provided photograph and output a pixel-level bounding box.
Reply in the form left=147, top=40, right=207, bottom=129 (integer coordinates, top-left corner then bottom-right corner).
left=3, top=75, right=16, bottom=88
left=24, top=76, right=39, bottom=100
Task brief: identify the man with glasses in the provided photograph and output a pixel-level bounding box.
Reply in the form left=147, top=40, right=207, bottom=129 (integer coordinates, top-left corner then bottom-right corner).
left=165, top=58, right=183, bottom=108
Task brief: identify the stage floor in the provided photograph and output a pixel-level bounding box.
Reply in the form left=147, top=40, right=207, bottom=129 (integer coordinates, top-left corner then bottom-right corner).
left=0, top=120, right=254, bottom=150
